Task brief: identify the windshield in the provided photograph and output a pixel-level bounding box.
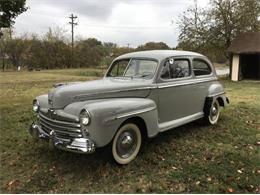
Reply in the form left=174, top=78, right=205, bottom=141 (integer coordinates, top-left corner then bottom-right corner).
left=106, top=59, right=158, bottom=79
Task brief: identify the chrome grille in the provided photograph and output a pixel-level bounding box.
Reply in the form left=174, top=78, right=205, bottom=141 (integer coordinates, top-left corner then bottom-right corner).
left=39, top=113, right=82, bottom=138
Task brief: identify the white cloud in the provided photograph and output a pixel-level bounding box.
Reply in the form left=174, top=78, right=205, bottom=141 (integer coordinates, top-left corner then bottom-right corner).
left=13, top=0, right=210, bottom=47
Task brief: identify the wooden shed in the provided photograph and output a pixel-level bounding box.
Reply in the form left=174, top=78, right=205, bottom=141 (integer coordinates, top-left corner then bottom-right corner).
left=228, top=32, right=260, bottom=81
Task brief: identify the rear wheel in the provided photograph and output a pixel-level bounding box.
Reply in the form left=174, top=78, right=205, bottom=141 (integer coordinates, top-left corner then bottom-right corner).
left=206, top=100, right=220, bottom=125
left=112, top=123, right=142, bottom=165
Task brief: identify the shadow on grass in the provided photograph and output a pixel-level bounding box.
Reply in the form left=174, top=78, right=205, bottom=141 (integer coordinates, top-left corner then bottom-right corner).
left=9, top=118, right=219, bottom=193
left=31, top=119, right=206, bottom=170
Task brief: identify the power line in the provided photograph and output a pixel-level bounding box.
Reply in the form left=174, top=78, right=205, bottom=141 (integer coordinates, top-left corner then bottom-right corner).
left=69, top=13, right=78, bottom=68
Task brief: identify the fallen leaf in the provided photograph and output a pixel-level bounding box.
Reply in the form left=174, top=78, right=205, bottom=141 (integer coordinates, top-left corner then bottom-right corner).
left=172, top=166, right=177, bottom=170
left=6, top=180, right=19, bottom=191
left=49, top=165, right=56, bottom=172
left=207, top=177, right=212, bottom=182
left=237, top=169, right=243, bottom=174
left=8, top=180, right=15, bottom=186
left=33, top=164, right=38, bottom=170
left=195, top=181, right=200, bottom=185
left=227, top=187, right=234, bottom=193
left=159, top=155, right=165, bottom=161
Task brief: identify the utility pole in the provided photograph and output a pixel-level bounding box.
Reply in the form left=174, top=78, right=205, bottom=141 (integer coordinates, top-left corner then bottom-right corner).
left=9, top=27, right=12, bottom=39
left=127, top=43, right=130, bottom=51
left=1, top=48, right=5, bottom=72
left=194, top=0, right=198, bottom=29
left=69, top=14, right=78, bottom=68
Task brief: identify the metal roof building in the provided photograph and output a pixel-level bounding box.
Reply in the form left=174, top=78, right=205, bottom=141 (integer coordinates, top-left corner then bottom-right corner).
left=228, top=32, right=260, bottom=81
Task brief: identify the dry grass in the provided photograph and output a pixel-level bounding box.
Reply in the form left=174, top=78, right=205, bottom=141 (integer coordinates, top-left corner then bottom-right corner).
left=0, top=70, right=259, bottom=193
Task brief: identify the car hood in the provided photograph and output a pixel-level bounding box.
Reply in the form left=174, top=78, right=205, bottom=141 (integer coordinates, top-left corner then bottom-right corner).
left=48, top=77, right=153, bottom=109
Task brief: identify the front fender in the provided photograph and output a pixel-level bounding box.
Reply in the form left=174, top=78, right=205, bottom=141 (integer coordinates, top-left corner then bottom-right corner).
left=64, top=98, right=159, bottom=147
left=36, top=94, right=48, bottom=108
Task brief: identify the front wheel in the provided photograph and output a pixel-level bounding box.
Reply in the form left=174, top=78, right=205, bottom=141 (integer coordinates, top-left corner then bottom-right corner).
left=205, top=100, right=220, bottom=125
left=112, top=123, right=142, bottom=165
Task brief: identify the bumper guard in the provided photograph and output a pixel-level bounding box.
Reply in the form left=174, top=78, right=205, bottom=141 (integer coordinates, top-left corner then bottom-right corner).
left=29, top=122, right=95, bottom=154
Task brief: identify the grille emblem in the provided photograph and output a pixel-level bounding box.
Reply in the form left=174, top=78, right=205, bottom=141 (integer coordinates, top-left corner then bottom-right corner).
left=48, top=108, right=56, bottom=119
left=48, top=99, right=53, bottom=106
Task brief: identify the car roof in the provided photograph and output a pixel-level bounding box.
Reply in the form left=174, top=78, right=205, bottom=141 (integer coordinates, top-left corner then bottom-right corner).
left=115, top=50, right=205, bottom=61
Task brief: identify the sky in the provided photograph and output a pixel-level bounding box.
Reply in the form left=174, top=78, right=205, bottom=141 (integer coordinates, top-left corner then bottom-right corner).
left=13, top=0, right=210, bottom=48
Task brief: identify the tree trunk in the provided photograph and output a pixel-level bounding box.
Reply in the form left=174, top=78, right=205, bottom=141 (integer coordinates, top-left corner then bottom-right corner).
left=2, top=55, right=5, bottom=72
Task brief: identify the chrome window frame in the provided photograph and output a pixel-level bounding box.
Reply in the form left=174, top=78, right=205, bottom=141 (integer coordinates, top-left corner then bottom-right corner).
left=106, top=58, right=131, bottom=77
left=156, top=56, right=193, bottom=83
left=192, top=57, right=213, bottom=78
left=105, top=57, right=159, bottom=80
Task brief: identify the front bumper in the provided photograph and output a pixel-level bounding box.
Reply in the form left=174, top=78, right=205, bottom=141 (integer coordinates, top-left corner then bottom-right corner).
left=29, top=122, right=95, bottom=154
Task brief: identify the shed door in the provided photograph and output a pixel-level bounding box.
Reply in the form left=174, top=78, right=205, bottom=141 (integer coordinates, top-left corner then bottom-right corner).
left=240, top=53, right=260, bottom=80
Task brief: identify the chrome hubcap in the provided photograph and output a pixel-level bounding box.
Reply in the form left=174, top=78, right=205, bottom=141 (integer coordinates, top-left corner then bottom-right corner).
left=121, top=135, right=133, bottom=146
left=211, top=106, right=217, bottom=116
left=116, top=130, right=137, bottom=159
left=210, top=102, right=219, bottom=121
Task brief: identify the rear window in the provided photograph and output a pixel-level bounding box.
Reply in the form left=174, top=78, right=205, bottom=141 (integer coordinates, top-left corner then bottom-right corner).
left=193, top=59, right=212, bottom=76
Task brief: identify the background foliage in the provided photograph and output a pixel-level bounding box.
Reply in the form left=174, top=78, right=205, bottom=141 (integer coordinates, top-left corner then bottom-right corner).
left=177, top=0, right=260, bottom=62
left=0, top=0, right=27, bottom=29
left=0, top=0, right=260, bottom=70
left=0, top=28, right=172, bottom=71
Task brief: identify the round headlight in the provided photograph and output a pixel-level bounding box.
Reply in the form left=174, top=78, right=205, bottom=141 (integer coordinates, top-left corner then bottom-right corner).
left=79, top=109, right=90, bottom=126
left=32, top=99, right=40, bottom=112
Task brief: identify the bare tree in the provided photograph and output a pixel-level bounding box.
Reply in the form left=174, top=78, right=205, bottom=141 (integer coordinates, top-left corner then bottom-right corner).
left=178, top=0, right=260, bottom=60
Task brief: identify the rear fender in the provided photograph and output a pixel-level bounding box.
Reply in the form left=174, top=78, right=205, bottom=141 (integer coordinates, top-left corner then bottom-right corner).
left=204, top=83, right=229, bottom=116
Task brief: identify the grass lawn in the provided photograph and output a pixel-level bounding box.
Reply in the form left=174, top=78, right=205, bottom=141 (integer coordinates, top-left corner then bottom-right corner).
left=0, top=69, right=259, bottom=193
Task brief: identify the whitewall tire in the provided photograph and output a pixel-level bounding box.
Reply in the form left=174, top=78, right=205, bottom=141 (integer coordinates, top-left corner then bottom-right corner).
left=112, top=123, right=142, bottom=165
left=208, top=100, right=220, bottom=125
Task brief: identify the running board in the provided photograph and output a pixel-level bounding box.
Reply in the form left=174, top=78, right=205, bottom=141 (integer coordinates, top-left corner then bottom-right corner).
left=159, top=112, right=204, bottom=132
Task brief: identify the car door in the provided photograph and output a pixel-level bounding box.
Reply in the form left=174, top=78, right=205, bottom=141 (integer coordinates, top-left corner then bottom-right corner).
left=157, top=57, right=195, bottom=124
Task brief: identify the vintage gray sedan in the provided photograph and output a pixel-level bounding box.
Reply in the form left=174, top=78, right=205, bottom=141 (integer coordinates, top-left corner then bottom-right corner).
left=29, top=50, right=229, bottom=164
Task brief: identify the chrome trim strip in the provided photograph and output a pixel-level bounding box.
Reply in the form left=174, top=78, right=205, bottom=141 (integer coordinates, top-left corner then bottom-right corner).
left=160, top=75, right=193, bottom=82
left=40, top=122, right=82, bottom=138
left=115, top=106, right=156, bottom=119
left=158, top=77, right=217, bottom=89
left=208, top=92, right=225, bottom=97
left=159, top=112, right=204, bottom=132
left=73, top=86, right=157, bottom=100
left=39, top=118, right=81, bottom=133
left=39, top=109, right=79, bottom=123
left=39, top=113, right=81, bottom=128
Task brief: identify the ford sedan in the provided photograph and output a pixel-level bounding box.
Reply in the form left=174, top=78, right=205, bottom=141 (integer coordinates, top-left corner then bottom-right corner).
left=29, top=50, right=229, bottom=164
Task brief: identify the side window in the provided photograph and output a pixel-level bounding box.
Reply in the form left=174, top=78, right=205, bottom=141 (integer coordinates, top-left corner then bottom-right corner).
left=193, top=59, right=212, bottom=76
left=109, top=59, right=129, bottom=77
left=161, top=59, right=191, bottom=79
